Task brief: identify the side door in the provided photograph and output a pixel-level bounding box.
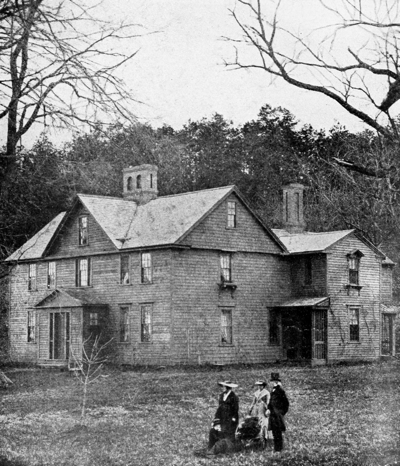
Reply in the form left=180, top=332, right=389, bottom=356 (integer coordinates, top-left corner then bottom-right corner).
left=312, top=309, right=327, bottom=365
left=381, top=314, right=394, bottom=356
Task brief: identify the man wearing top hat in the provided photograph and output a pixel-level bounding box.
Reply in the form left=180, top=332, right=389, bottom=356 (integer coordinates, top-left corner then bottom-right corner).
left=208, top=381, right=239, bottom=450
left=267, top=373, right=289, bottom=452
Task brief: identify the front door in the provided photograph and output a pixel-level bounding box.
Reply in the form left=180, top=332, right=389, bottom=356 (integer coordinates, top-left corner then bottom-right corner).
left=49, top=312, right=70, bottom=360
left=312, top=310, right=327, bottom=365
left=382, top=314, right=394, bottom=356
left=282, top=310, right=312, bottom=360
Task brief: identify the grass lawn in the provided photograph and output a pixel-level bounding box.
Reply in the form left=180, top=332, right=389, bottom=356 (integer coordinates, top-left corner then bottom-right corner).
left=0, top=360, right=399, bottom=466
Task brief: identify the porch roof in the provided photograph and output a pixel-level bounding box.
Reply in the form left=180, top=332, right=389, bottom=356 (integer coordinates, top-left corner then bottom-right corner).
left=34, top=289, right=105, bottom=308
left=276, top=297, right=330, bottom=308
left=381, top=303, right=399, bottom=314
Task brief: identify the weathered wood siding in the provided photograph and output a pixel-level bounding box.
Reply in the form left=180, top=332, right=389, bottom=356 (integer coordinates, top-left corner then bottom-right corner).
left=49, top=203, right=116, bottom=258
left=289, top=254, right=327, bottom=297
left=183, top=194, right=282, bottom=254
left=381, top=265, right=393, bottom=303
left=326, top=234, right=382, bottom=362
left=169, top=248, right=289, bottom=365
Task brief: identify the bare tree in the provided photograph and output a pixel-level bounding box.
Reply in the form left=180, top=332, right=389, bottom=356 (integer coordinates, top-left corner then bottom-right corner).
left=0, top=0, right=144, bottom=179
left=228, top=0, right=400, bottom=147
left=70, top=334, right=114, bottom=419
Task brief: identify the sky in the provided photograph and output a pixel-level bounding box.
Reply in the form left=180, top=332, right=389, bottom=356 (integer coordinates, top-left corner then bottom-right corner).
left=101, top=0, right=369, bottom=133
left=5, top=0, right=374, bottom=149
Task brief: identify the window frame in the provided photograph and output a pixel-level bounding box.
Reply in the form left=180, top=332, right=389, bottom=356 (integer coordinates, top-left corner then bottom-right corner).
left=349, top=306, right=360, bottom=342
left=47, top=261, right=56, bottom=290
left=220, top=253, right=232, bottom=283
left=27, top=310, right=36, bottom=343
left=120, top=254, right=131, bottom=285
left=28, top=263, right=37, bottom=291
left=140, top=303, right=153, bottom=343
left=227, top=201, right=237, bottom=228
left=75, top=257, right=91, bottom=287
left=78, top=215, right=89, bottom=246
left=89, top=312, right=99, bottom=326
left=220, top=308, right=233, bottom=345
left=119, top=305, right=130, bottom=343
left=141, top=252, right=152, bottom=284
left=347, top=251, right=363, bottom=287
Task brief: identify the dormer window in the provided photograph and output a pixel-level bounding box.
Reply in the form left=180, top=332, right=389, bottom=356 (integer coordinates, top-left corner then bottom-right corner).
left=227, top=201, right=236, bottom=228
left=127, top=176, right=133, bottom=191
left=136, top=174, right=142, bottom=189
left=78, top=216, right=88, bottom=246
left=347, top=250, right=363, bottom=286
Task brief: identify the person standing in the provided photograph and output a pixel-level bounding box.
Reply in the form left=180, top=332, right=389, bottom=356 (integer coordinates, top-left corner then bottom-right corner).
left=208, top=381, right=239, bottom=450
left=248, top=380, right=270, bottom=445
left=267, top=373, right=289, bottom=452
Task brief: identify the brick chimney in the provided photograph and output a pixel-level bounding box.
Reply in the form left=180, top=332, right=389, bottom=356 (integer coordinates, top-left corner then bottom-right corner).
left=282, top=183, right=306, bottom=233
left=123, top=164, right=158, bottom=205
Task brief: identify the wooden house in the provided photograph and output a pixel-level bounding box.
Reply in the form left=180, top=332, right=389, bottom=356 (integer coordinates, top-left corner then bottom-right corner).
left=5, top=165, right=397, bottom=366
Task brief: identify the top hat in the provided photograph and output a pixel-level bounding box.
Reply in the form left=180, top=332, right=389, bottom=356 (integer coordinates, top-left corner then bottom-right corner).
left=270, top=372, right=281, bottom=382
left=218, top=380, right=238, bottom=388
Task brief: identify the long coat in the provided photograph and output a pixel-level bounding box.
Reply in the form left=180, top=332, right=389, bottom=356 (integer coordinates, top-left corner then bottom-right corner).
left=213, top=390, right=239, bottom=436
left=268, top=385, right=289, bottom=432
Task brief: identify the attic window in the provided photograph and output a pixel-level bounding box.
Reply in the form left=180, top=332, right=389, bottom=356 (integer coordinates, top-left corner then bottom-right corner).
left=136, top=174, right=142, bottom=189
left=78, top=216, right=88, bottom=246
left=127, top=176, right=133, bottom=191
left=227, top=201, right=236, bottom=228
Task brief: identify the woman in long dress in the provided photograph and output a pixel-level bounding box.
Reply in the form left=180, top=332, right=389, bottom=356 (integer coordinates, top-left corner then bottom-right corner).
left=248, top=380, right=270, bottom=444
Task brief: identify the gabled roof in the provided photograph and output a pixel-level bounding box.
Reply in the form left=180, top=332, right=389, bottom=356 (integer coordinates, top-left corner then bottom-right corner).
left=272, top=229, right=355, bottom=254
left=34, top=289, right=105, bottom=308
left=6, top=185, right=285, bottom=262
left=6, top=212, right=67, bottom=262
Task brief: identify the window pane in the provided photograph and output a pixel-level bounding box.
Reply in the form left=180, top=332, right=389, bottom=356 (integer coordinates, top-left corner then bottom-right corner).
left=120, top=255, right=130, bottom=284
left=89, top=313, right=98, bottom=326
left=119, top=306, right=129, bottom=342
left=28, top=264, right=36, bottom=291
left=27, top=311, right=35, bottom=342
left=220, top=254, right=231, bottom=282
left=79, top=217, right=88, bottom=245
left=227, top=202, right=236, bottom=228
left=141, top=253, right=152, bottom=283
left=221, top=309, right=232, bottom=344
left=349, top=308, right=359, bottom=341
left=47, top=262, right=56, bottom=289
left=141, top=305, right=152, bottom=342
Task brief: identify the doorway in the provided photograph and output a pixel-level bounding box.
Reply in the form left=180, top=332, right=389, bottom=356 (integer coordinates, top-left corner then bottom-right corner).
left=49, top=312, right=70, bottom=360
left=281, top=310, right=312, bottom=360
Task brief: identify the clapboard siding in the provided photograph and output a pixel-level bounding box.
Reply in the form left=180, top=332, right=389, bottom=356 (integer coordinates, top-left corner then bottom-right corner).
left=326, top=234, right=382, bottom=362
left=170, top=248, right=289, bottom=365
left=183, top=194, right=281, bottom=254
left=381, top=265, right=393, bottom=302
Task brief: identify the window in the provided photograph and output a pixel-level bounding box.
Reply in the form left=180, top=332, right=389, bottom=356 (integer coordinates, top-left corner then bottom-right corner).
left=89, top=313, right=98, bottom=326
left=76, top=258, right=91, bottom=287
left=304, top=256, right=312, bottom=285
left=347, top=251, right=363, bottom=286
left=269, top=310, right=280, bottom=345
left=28, top=264, right=37, bottom=291
left=136, top=174, right=142, bottom=189
left=220, top=253, right=232, bottom=282
left=227, top=201, right=236, bottom=228
left=127, top=176, right=133, bottom=191
left=141, top=253, right=152, bottom=284
left=349, top=307, right=360, bottom=341
left=221, top=309, right=233, bottom=344
left=78, top=216, right=88, bottom=246
left=120, top=254, right=130, bottom=285
left=140, top=304, right=152, bottom=342
left=150, top=173, right=153, bottom=188
left=119, top=306, right=130, bottom=342
left=47, top=261, right=56, bottom=289
left=27, top=311, right=35, bottom=343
